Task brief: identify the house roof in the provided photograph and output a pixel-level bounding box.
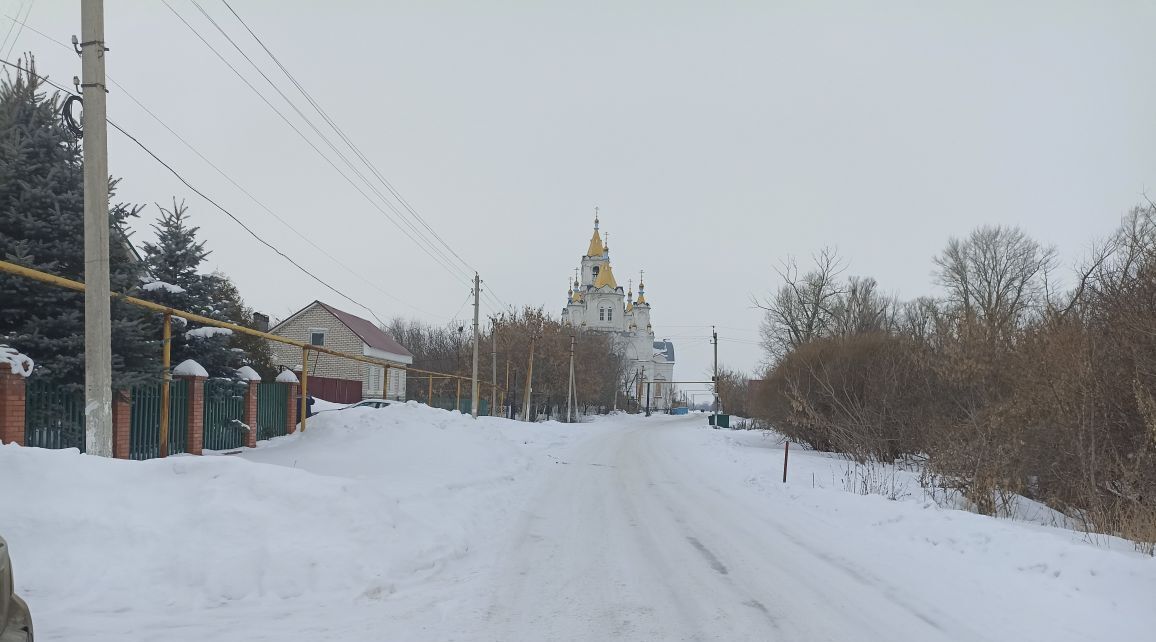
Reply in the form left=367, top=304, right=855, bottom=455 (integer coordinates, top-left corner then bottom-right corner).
left=273, top=300, right=413, bottom=359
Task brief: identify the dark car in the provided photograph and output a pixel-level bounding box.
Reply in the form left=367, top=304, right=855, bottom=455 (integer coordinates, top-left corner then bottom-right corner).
left=0, top=536, right=33, bottom=641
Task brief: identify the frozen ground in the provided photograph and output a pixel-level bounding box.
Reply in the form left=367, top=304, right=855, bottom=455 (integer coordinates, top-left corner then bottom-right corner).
left=0, top=407, right=1153, bottom=641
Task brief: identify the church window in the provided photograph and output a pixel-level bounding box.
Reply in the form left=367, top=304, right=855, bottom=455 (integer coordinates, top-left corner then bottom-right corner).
left=607, top=307, right=613, bottom=321
left=599, top=307, right=605, bottom=321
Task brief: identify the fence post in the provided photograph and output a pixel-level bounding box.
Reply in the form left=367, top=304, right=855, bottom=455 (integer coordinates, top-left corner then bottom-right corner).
left=285, top=382, right=299, bottom=435
left=112, top=389, right=132, bottom=459
left=0, top=370, right=26, bottom=446
left=179, top=374, right=206, bottom=455
left=244, top=380, right=259, bottom=448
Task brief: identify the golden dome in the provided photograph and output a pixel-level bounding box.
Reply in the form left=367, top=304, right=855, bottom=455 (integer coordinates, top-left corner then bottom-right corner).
left=594, top=263, right=618, bottom=289
left=586, top=228, right=604, bottom=256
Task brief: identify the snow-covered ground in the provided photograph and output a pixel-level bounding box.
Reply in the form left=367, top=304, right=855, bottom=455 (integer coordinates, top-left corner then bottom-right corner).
left=0, top=407, right=1152, bottom=641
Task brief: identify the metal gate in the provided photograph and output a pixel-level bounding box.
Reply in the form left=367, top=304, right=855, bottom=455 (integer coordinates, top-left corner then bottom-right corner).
left=202, top=379, right=247, bottom=451
left=24, top=380, right=85, bottom=451
left=128, top=380, right=189, bottom=460
left=256, top=382, right=288, bottom=441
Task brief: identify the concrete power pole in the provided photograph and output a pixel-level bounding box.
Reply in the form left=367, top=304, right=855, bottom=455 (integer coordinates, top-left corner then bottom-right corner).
left=81, top=0, right=113, bottom=457
left=470, top=273, right=481, bottom=418
left=565, top=334, right=576, bottom=423
left=712, top=325, right=720, bottom=429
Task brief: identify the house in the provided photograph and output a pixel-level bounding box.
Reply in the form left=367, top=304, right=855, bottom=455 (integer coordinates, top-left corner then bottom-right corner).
left=268, top=301, right=413, bottom=402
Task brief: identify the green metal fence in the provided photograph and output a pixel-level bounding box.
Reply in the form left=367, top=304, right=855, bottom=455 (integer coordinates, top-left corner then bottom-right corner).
left=203, top=379, right=247, bottom=451
left=430, top=397, right=489, bottom=415
left=256, top=382, right=287, bottom=441
left=24, top=379, right=86, bottom=452
left=128, top=380, right=189, bottom=460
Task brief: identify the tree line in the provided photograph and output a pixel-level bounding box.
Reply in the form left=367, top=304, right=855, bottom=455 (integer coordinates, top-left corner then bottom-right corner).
left=387, top=306, right=628, bottom=418
left=0, top=58, right=273, bottom=389
left=734, top=208, right=1156, bottom=552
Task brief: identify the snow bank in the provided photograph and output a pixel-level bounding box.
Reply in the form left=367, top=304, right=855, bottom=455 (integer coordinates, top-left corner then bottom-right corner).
left=274, top=369, right=298, bottom=383
left=310, top=397, right=347, bottom=412
left=141, top=280, right=186, bottom=294
left=185, top=326, right=233, bottom=340
left=0, top=345, right=34, bottom=377
left=0, top=403, right=546, bottom=639
left=172, top=359, right=208, bottom=377
left=235, top=365, right=261, bottom=381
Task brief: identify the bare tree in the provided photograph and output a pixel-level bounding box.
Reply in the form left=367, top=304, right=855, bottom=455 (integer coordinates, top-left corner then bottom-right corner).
left=933, top=225, right=1057, bottom=340
left=829, top=276, right=897, bottom=337
left=756, top=248, right=847, bottom=361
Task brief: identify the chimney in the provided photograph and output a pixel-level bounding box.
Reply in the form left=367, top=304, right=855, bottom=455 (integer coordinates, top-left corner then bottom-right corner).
left=252, top=312, right=270, bottom=332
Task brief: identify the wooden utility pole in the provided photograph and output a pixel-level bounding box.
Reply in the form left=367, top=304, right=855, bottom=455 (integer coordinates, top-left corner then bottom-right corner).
left=490, top=318, right=498, bottom=416
left=712, top=325, right=719, bottom=429
left=81, top=0, right=113, bottom=457
left=470, top=273, right=480, bottom=418
left=565, top=334, right=576, bottom=423
left=522, top=335, right=537, bottom=421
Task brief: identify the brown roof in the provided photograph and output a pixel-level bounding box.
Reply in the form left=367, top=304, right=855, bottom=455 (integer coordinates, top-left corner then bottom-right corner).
left=274, top=301, right=413, bottom=359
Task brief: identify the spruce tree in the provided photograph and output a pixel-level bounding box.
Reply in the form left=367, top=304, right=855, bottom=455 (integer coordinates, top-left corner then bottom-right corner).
left=0, top=57, right=157, bottom=389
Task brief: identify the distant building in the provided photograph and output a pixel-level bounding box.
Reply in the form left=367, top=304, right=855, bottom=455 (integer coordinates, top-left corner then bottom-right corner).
left=560, top=212, right=676, bottom=409
left=268, top=301, right=413, bottom=402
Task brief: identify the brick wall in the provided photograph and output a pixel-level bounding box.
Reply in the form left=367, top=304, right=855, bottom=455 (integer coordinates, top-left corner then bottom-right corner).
left=112, top=390, right=132, bottom=459
left=285, top=382, right=299, bottom=434
left=0, top=371, right=26, bottom=446
left=181, top=374, right=206, bottom=455
left=268, top=305, right=364, bottom=384
left=244, top=381, right=258, bottom=448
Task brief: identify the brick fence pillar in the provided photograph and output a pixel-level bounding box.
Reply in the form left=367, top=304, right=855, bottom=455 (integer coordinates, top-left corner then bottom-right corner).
left=0, top=371, right=27, bottom=446
left=244, top=381, right=258, bottom=448
left=181, top=375, right=206, bottom=455
left=285, top=382, right=299, bottom=435
left=112, top=390, right=132, bottom=459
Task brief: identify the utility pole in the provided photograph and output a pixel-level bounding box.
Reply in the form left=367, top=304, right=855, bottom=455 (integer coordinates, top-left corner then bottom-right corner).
left=565, top=334, right=576, bottom=423
left=81, top=0, right=113, bottom=457
left=470, top=273, right=480, bottom=418
left=522, top=335, right=537, bottom=421
left=490, top=317, right=497, bottom=417
left=712, top=325, right=719, bottom=429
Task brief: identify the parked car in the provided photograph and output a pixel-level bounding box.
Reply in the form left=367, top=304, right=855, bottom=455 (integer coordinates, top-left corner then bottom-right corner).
left=348, top=399, right=395, bottom=410
left=0, top=535, right=33, bottom=641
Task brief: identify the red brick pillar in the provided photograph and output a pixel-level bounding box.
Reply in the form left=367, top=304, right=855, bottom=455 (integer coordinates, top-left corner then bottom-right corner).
left=112, top=390, right=132, bottom=459
left=285, top=382, right=299, bottom=435
left=0, top=371, right=26, bottom=446
left=244, top=381, right=259, bottom=448
left=181, top=375, right=206, bottom=455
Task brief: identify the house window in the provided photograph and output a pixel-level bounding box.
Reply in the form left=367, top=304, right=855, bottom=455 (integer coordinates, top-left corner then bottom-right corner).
left=367, top=365, right=383, bottom=394
left=309, top=328, right=326, bottom=346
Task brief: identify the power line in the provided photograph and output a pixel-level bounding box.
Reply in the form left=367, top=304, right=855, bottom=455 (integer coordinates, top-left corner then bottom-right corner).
left=3, top=0, right=32, bottom=60
left=0, top=12, right=449, bottom=320
left=165, top=0, right=473, bottom=290
left=0, top=56, right=392, bottom=326
left=0, top=1, right=25, bottom=55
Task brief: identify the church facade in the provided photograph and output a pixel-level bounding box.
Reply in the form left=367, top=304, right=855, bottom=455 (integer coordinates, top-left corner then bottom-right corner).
left=561, top=214, right=676, bottom=410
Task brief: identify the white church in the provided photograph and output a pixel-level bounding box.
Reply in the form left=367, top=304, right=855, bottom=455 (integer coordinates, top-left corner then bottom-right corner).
left=561, top=212, right=676, bottom=410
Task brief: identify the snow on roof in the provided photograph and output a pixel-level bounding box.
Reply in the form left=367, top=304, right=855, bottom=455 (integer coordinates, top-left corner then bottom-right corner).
left=0, top=345, right=34, bottom=377
left=186, top=327, right=233, bottom=340
left=275, top=369, right=299, bottom=383
left=173, top=359, right=209, bottom=377
left=236, top=366, right=262, bottom=382
left=141, top=280, right=186, bottom=294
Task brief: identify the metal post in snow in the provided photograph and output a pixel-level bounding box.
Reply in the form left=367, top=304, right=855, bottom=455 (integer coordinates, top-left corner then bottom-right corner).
left=159, top=312, right=171, bottom=457
left=300, top=348, right=309, bottom=433
left=783, top=441, right=790, bottom=483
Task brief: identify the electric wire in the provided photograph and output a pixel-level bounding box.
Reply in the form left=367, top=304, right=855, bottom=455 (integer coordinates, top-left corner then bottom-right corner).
left=0, top=1, right=24, bottom=54
left=0, top=57, right=393, bottom=327
left=166, top=0, right=472, bottom=291
left=3, top=0, right=31, bottom=60
left=0, top=13, right=449, bottom=320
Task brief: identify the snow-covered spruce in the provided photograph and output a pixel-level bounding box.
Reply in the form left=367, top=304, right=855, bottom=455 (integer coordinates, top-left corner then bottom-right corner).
left=184, top=327, right=233, bottom=340
left=141, top=280, right=186, bottom=294
left=0, top=345, right=34, bottom=377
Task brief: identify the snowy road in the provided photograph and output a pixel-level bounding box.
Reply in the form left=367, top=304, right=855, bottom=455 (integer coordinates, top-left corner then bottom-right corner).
left=473, top=418, right=982, bottom=642
left=3, top=406, right=1153, bottom=641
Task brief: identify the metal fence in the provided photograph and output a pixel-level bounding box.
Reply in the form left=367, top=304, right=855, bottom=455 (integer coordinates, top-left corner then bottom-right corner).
left=24, top=379, right=86, bottom=451
left=430, top=397, right=489, bottom=415
left=128, top=380, right=189, bottom=460
left=203, top=378, right=247, bottom=451
left=256, top=382, right=288, bottom=441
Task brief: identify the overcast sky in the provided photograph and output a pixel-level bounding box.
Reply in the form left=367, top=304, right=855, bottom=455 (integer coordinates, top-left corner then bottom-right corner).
left=6, top=1, right=1156, bottom=385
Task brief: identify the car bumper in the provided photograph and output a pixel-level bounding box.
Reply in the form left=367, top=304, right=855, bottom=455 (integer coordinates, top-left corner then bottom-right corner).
left=0, top=594, right=32, bottom=642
